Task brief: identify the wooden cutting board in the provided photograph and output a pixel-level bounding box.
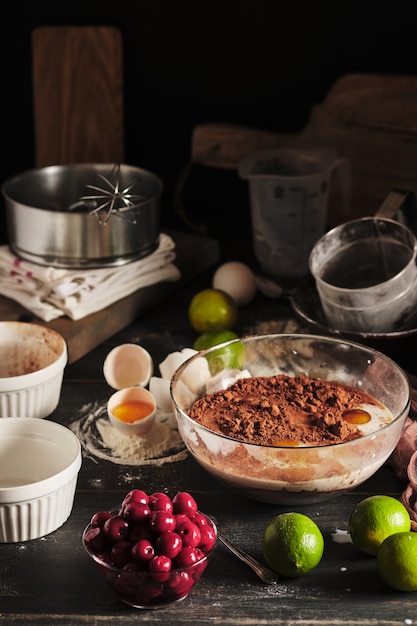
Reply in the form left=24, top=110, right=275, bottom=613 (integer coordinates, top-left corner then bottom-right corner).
left=0, top=231, right=220, bottom=363
left=32, top=26, right=124, bottom=166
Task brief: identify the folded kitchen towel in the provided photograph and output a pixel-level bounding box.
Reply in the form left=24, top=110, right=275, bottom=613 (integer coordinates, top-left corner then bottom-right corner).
left=0, top=233, right=180, bottom=321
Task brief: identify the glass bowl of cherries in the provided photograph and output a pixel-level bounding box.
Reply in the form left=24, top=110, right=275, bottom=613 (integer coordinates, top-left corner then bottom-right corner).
left=82, top=489, right=217, bottom=609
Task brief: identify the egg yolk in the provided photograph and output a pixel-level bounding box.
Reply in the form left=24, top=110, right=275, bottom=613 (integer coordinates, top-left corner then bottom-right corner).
left=342, top=408, right=371, bottom=425
left=112, top=401, right=154, bottom=424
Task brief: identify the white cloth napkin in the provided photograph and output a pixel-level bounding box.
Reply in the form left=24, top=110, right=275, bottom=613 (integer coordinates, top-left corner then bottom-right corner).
left=0, top=233, right=180, bottom=321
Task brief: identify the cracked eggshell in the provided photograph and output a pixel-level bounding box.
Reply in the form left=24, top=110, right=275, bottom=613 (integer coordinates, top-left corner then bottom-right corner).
left=179, top=355, right=212, bottom=395
left=158, top=348, right=198, bottom=380
left=103, top=344, right=153, bottom=390
left=107, top=387, right=156, bottom=436
left=149, top=376, right=172, bottom=412
left=153, top=348, right=212, bottom=410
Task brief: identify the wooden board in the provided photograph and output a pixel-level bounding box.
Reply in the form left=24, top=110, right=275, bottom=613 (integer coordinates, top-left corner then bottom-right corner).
left=190, top=73, right=417, bottom=227
left=32, top=26, right=124, bottom=166
left=0, top=231, right=220, bottom=363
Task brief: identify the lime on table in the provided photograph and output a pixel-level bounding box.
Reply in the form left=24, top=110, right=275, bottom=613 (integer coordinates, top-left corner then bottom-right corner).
left=377, top=531, right=417, bottom=591
left=348, top=495, right=411, bottom=556
left=188, top=288, right=238, bottom=333
left=193, top=330, right=246, bottom=374
left=262, top=512, right=324, bottom=578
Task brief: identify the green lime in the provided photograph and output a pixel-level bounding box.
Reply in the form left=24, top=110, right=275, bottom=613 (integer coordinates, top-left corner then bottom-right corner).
left=348, top=495, right=411, bottom=556
left=262, top=512, right=324, bottom=578
left=188, top=289, right=238, bottom=333
left=193, top=330, right=246, bottom=374
left=377, top=532, right=417, bottom=591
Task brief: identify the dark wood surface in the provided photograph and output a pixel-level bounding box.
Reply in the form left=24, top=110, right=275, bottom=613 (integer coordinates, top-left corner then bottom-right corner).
left=0, top=263, right=415, bottom=626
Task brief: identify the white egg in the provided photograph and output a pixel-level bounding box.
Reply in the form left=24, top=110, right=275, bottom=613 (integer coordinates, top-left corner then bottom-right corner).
left=213, top=261, right=257, bottom=306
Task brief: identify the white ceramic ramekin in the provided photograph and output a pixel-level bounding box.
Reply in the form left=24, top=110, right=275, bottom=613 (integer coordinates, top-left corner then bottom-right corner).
left=0, top=322, right=67, bottom=418
left=0, top=417, right=82, bottom=542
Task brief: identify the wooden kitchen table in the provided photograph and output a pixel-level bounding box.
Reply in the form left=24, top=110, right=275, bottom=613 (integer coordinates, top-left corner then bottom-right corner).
left=0, top=265, right=415, bottom=626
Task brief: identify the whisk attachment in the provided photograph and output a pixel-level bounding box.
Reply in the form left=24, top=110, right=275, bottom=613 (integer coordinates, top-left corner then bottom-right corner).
left=78, top=163, right=145, bottom=224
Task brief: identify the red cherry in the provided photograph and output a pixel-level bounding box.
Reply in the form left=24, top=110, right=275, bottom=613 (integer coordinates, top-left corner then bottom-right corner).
left=121, top=489, right=149, bottom=507
left=175, top=513, right=190, bottom=526
left=199, top=525, right=217, bottom=553
left=192, top=557, right=208, bottom=580
left=166, top=570, right=194, bottom=597
left=155, top=531, right=183, bottom=558
left=122, top=501, right=151, bottom=524
left=149, top=510, right=176, bottom=533
left=103, top=515, right=130, bottom=542
left=90, top=510, right=112, bottom=528
left=174, top=546, right=201, bottom=567
left=97, top=550, right=112, bottom=566
left=84, top=527, right=108, bottom=554
left=192, top=511, right=210, bottom=528
left=129, top=523, right=151, bottom=544
left=122, top=560, right=144, bottom=572
left=149, top=493, right=174, bottom=513
left=110, top=540, right=132, bottom=568
left=148, top=555, right=172, bottom=582
left=149, top=491, right=171, bottom=503
left=131, top=538, right=155, bottom=563
left=172, top=492, right=198, bottom=517
left=135, top=578, right=163, bottom=601
left=149, top=554, right=172, bottom=573
left=176, top=520, right=202, bottom=548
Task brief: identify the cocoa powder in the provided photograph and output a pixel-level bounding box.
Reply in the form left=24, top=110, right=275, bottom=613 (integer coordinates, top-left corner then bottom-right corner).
left=189, top=374, right=382, bottom=446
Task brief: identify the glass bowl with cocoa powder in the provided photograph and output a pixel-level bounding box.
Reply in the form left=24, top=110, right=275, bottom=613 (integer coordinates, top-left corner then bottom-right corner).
left=170, top=334, right=410, bottom=505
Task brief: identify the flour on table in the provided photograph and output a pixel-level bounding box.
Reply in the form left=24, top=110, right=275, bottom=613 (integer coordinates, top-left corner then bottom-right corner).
left=70, top=399, right=187, bottom=466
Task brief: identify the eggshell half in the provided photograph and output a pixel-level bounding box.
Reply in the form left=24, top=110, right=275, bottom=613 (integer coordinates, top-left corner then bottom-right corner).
left=103, top=344, right=154, bottom=389
left=107, top=387, right=156, bottom=436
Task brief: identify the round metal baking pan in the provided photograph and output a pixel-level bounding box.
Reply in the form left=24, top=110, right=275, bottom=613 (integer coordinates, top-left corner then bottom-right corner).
left=2, top=163, right=163, bottom=268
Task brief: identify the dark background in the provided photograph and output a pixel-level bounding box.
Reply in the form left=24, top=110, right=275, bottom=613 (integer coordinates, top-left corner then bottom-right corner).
left=1, top=0, right=416, bottom=252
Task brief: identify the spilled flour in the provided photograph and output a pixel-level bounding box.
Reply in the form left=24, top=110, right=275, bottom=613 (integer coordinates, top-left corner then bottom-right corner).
left=70, top=399, right=187, bottom=466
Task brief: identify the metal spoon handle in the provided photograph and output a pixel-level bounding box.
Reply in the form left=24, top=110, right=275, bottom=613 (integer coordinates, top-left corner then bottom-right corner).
left=218, top=533, right=279, bottom=585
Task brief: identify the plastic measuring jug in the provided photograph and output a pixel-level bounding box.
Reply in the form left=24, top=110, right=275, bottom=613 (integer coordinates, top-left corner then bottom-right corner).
left=239, top=148, right=350, bottom=281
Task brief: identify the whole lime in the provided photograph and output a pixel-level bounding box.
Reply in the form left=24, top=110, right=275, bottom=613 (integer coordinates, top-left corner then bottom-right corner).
left=262, top=512, right=324, bottom=578
left=377, top=532, right=417, bottom=591
left=193, top=330, right=246, bottom=374
left=188, top=288, right=238, bottom=333
left=348, top=495, right=411, bottom=556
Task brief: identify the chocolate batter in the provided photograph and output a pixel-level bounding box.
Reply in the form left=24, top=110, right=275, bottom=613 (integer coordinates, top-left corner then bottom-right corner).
left=189, top=374, right=383, bottom=447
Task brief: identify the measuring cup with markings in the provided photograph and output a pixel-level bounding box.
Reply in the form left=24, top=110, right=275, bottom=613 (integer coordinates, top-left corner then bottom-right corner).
left=239, top=148, right=350, bottom=282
